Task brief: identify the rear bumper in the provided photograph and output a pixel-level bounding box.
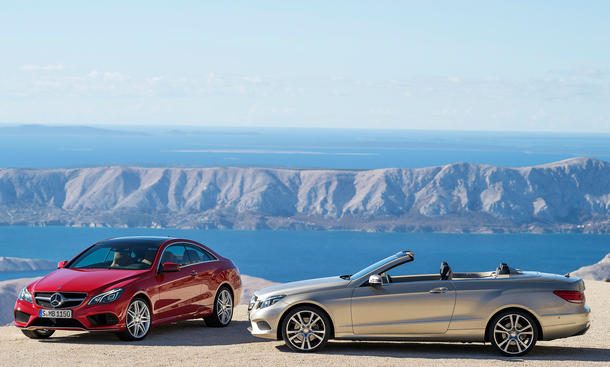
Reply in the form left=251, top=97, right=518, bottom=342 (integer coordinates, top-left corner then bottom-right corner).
left=540, top=305, right=591, bottom=340
left=14, top=298, right=127, bottom=332
left=570, top=322, right=590, bottom=337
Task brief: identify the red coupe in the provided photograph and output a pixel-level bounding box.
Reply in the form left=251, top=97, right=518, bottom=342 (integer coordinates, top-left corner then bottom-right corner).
left=14, top=236, right=242, bottom=340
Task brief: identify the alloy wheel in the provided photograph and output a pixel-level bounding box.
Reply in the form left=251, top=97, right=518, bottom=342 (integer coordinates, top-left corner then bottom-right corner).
left=217, top=289, right=233, bottom=325
left=493, top=313, right=535, bottom=355
left=126, top=299, right=150, bottom=339
left=285, top=310, right=327, bottom=351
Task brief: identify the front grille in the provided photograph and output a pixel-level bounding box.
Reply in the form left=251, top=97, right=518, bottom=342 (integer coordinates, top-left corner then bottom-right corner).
left=87, top=313, right=119, bottom=327
left=14, top=310, right=30, bottom=323
left=30, top=318, right=85, bottom=328
left=35, top=292, right=88, bottom=309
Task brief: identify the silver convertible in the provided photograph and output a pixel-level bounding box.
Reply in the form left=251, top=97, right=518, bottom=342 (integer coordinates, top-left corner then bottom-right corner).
left=247, top=251, right=590, bottom=356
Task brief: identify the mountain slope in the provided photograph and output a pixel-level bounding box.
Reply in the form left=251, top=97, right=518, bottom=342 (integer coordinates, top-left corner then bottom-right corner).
left=572, top=254, right=610, bottom=281
left=0, top=158, right=609, bottom=233
left=0, top=257, right=56, bottom=272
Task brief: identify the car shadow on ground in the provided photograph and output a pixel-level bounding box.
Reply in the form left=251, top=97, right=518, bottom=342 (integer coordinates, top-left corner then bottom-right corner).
left=275, top=341, right=610, bottom=362
left=39, top=320, right=266, bottom=346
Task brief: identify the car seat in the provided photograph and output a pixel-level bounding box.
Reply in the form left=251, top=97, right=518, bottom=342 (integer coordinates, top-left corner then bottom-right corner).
left=496, top=262, right=510, bottom=275
left=440, top=261, right=453, bottom=280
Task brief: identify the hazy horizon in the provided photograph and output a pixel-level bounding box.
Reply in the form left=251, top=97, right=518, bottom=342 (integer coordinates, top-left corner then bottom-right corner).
left=2, top=122, right=610, bottom=136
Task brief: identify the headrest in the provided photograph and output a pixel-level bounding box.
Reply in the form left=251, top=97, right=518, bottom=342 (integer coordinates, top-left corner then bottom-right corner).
left=113, top=251, right=132, bottom=266
left=496, top=262, right=510, bottom=275
left=440, top=261, right=453, bottom=280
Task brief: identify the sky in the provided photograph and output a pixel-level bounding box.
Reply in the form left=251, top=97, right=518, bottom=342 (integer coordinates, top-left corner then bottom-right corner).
left=0, top=1, right=609, bottom=132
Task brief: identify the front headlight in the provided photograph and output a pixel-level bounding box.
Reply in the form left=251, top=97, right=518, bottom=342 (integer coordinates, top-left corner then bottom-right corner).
left=248, top=295, right=257, bottom=310
left=259, top=295, right=285, bottom=309
left=18, top=286, right=33, bottom=303
left=88, top=288, right=123, bottom=305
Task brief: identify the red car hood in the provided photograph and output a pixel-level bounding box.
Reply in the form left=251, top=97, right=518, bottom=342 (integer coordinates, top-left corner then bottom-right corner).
left=33, top=268, right=147, bottom=293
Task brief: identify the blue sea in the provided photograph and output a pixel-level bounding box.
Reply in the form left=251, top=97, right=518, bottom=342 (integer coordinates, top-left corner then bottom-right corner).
left=0, top=226, right=607, bottom=282
left=1, top=126, right=609, bottom=169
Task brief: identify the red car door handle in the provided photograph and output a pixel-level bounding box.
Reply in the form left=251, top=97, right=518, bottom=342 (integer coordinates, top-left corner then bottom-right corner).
left=190, top=270, right=198, bottom=275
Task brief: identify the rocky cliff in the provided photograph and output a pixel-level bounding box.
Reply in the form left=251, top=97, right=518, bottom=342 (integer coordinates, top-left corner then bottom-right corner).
left=572, top=254, right=610, bottom=281
left=1, top=157, right=609, bottom=233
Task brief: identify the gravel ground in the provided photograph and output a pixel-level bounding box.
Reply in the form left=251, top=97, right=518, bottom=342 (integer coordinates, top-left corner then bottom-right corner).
left=0, top=281, right=607, bottom=366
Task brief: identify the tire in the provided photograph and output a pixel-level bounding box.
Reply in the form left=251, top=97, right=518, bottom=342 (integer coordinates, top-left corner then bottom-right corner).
left=488, top=310, right=538, bottom=356
left=116, top=297, right=151, bottom=341
left=21, top=329, right=55, bottom=339
left=281, top=306, right=330, bottom=353
left=204, top=286, right=234, bottom=327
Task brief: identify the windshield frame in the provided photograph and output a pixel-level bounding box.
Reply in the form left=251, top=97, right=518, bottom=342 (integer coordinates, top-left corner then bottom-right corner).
left=350, top=251, right=414, bottom=281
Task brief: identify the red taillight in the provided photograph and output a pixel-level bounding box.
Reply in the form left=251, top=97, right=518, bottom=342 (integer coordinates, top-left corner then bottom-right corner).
left=553, top=290, right=585, bottom=303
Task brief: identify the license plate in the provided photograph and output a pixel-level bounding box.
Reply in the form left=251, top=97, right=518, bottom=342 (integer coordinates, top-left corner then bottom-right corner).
left=39, top=309, right=72, bottom=318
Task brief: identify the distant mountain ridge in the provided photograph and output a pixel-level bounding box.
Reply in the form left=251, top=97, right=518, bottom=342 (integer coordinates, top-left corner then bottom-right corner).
left=0, top=157, right=609, bottom=233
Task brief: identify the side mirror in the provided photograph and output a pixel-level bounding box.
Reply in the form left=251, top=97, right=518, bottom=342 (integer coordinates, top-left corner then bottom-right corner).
left=161, top=262, right=180, bottom=273
left=57, top=260, right=68, bottom=269
left=368, top=274, right=382, bottom=286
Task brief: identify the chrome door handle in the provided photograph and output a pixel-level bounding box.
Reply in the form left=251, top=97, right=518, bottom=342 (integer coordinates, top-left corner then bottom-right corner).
left=429, top=287, right=448, bottom=293
left=190, top=270, right=198, bottom=275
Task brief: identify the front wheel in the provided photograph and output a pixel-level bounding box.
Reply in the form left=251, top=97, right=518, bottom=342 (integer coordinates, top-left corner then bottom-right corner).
left=21, top=329, right=55, bottom=339
left=282, top=306, right=330, bottom=353
left=116, top=298, right=151, bottom=341
left=204, top=286, right=234, bottom=327
left=488, top=310, right=538, bottom=356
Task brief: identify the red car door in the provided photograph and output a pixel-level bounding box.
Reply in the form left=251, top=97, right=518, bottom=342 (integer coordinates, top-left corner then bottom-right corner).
left=153, top=244, right=201, bottom=321
left=184, top=245, right=217, bottom=315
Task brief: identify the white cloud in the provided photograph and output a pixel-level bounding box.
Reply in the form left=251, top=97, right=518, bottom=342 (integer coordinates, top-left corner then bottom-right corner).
left=244, top=75, right=263, bottom=83
left=88, top=70, right=128, bottom=81
left=20, top=64, right=65, bottom=71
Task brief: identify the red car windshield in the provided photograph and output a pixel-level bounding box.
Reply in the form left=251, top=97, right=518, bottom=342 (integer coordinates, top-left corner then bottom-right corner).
left=69, top=243, right=161, bottom=270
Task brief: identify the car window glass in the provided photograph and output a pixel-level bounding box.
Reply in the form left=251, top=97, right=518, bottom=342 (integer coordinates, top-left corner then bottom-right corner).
left=70, top=246, right=111, bottom=269
left=161, top=245, right=189, bottom=266
left=384, top=262, right=412, bottom=277
left=69, top=242, right=161, bottom=270
left=185, top=245, right=215, bottom=263
left=351, top=254, right=400, bottom=280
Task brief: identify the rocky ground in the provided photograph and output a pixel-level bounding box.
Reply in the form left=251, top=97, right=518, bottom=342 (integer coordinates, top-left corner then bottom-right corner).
left=0, top=281, right=607, bottom=366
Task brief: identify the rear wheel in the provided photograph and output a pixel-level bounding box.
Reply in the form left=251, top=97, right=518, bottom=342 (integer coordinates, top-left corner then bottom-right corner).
left=116, top=298, right=151, bottom=341
left=282, top=306, right=330, bottom=353
left=204, top=286, right=234, bottom=327
left=21, top=329, right=54, bottom=339
left=488, top=310, right=538, bottom=356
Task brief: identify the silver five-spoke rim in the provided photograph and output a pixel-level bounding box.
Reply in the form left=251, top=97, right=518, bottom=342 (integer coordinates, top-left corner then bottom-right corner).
left=217, top=289, right=233, bottom=325
left=286, top=310, right=326, bottom=351
left=126, top=300, right=150, bottom=339
left=493, top=314, right=534, bottom=354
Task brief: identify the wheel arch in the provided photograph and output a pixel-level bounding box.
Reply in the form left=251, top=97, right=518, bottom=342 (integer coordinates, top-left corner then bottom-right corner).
left=130, top=292, right=153, bottom=313
left=216, top=282, right=234, bottom=299
left=484, top=306, right=544, bottom=342
left=275, top=301, right=336, bottom=341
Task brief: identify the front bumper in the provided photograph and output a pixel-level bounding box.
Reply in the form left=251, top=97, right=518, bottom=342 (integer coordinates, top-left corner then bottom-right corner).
left=14, top=297, right=128, bottom=332
left=247, top=301, right=286, bottom=340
